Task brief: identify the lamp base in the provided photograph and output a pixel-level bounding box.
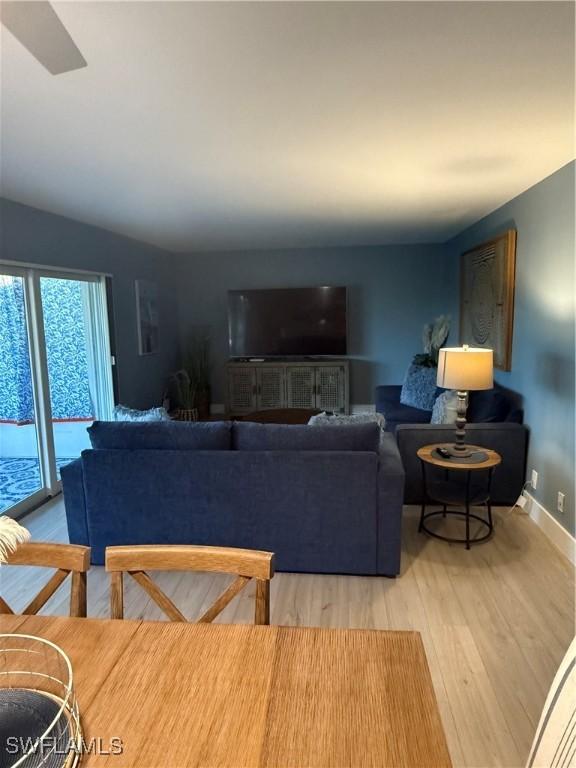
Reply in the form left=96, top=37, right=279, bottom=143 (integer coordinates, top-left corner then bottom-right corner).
left=446, top=444, right=473, bottom=458
left=434, top=444, right=489, bottom=464
left=449, top=390, right=489, bottom=462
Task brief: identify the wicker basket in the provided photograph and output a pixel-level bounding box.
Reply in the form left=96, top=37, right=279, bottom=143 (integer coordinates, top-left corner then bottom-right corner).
left=0, top=633, right=82, bottom=767
left=172, top=408, right=198, bottom=422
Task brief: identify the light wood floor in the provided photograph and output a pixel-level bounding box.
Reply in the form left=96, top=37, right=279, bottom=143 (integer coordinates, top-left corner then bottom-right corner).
left=2, top=496, right=574, bottom=768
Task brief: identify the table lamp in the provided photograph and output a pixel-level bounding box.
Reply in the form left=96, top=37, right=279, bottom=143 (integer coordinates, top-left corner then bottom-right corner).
left=436, top=345, right=493, bottom=460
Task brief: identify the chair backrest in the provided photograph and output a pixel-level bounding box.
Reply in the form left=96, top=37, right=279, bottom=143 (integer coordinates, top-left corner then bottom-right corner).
left=0, top=542, right=91, bottom=617
left=105, top=544, right=275, bottom=624
left=526, top=636, right=576, bottom=768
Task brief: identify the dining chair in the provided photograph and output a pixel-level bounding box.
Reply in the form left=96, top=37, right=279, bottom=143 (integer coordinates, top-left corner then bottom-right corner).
left=526, top=635, right=576, bottom=768
left=0, top=542, right=91, bottom=617
left=105, top=544, right=275, bottom=624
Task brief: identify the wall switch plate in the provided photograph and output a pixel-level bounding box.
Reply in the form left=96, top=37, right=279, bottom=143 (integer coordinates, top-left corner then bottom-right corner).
left=531, top=470, right=538, bottom=489
left=558, top=492, right=565, bottom=514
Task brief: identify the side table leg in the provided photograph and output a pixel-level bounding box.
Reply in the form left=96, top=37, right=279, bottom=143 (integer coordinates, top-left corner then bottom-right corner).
left=465, top=470, right=471, bottom=550
left=419, top=461, right=426, bottom=533
left=487, top=468, right=494, bottom=536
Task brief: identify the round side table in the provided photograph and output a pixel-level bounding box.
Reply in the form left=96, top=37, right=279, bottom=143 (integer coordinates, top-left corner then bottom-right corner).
left=417, top=444, right=501, bottom=549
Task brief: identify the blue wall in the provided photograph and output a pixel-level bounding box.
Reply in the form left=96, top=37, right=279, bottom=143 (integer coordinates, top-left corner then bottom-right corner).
left=447, top=162, right=575, bottom=534
left=0, top=198, right=181, bottom=409
left=3, top=163, right=573, bottom=537
left=176, top=244, right=458, bottom=404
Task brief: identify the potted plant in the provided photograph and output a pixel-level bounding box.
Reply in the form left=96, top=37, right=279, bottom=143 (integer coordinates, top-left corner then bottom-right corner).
left=401, top=315, right=451, bottom=411
left=168, top=333, right=212, bottom=421
left=168, top=369, right=198, bottom=422
left=414, top=315, right=451, bottom=368
left=188, top=333, right=211, bottom=419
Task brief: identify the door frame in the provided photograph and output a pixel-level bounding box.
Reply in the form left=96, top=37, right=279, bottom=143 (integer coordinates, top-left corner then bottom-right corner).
left=0, top=263, right=114, bottom=517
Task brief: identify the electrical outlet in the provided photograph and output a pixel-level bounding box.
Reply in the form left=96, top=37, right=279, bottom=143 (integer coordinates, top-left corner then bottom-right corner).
left=558, top=492, right=565, bottom=514
left=531, top=470, right=538, bottom=489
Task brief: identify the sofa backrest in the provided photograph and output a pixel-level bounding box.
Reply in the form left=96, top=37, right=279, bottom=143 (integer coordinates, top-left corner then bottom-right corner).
left=79, top=449, right=380, bottom=572
left=86, top=419, right=382, bottom=454
left=88, top=420, right=232, bottom=450
left=467, top=382, right=524, bottom=424
left=232, top=421, right=381, bottom=452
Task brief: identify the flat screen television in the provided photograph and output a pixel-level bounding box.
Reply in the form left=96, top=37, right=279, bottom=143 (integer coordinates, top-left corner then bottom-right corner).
left=228, top=286, right=347, bottom=358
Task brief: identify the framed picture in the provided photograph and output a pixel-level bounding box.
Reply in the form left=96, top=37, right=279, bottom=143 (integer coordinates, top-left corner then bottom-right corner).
left=135, top=279, right=159, bottom=355
left=460, top=229, right=517, bottom=371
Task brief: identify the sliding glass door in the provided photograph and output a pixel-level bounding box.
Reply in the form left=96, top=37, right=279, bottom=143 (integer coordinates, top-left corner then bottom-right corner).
left=39, top=275, right=114, bottom=477
left=0, top=273, right=45, bottom=513
left=0, top=265, right=114, bottom=516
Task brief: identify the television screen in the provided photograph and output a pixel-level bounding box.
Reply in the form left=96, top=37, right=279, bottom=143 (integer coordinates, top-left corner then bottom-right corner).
left=228, top=286, right=347, bottom=357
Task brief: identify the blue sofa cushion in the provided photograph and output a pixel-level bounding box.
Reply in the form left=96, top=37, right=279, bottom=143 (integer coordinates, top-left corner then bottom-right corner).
left=88, top=420, right=232, bottom=450
left=382, top=402, right=432, bottom=426
left=467, top=388, right=512, bottom=423
left=233, top=422, right=380, bottom=453
left=400, top=364, right=439, bottom=411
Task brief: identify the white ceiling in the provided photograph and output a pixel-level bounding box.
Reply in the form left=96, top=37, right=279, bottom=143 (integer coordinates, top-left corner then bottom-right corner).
left=1, top=1, right=574, bottom=252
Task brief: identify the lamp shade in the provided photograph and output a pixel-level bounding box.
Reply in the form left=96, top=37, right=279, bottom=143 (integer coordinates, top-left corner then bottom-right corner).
left=437, top=347, right=493, bottom=391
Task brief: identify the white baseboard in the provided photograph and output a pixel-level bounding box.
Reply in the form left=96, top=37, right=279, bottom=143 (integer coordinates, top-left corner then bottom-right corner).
left=524, top=491, right=575, bottom=565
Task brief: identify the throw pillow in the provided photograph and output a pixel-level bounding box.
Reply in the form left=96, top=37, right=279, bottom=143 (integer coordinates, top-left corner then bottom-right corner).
left=113, top=404, right=171, bottom=422
left=400, top=364, right=438, bottom=411
left=308, top=411, right=386, bottom=429
left=431, top=391, right=459, bottom=424
left=308, top=411, right=387, bottom=449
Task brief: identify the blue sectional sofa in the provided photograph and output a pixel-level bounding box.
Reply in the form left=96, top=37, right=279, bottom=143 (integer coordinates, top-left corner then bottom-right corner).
left=376, top=382, right=528, bottom=505
left=61, top=420, right=405, bottom=576
left=375, top=381, right=524, bottom=434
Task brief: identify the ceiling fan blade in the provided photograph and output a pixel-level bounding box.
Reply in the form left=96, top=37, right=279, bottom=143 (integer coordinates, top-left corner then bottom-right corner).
left=0, top=1, right=86, bottom=75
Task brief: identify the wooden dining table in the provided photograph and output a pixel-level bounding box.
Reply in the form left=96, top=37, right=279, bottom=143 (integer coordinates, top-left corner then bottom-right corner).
left=1, top=614, right=451, bottom=768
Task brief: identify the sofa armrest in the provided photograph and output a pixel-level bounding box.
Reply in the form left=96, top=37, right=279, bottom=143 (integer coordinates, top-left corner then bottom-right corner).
left=375, top=385, right=432, bottom=433
left=61, top=458, right=90, bottom=547
left=377, top=433, right=405, bottom=576
left=396, top=423, right=529, bottom=506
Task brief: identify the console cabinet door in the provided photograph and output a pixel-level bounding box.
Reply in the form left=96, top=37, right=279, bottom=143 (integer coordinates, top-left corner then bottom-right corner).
left=257, top=367, right=285, bottom=409
left=315, top=366, right=346, bottom=413
left=228, top=366, right=257, bottom=413
left=286, top=366, right=315, bottom=409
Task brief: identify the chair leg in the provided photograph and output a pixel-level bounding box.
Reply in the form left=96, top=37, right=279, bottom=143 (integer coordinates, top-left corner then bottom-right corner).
left=255, top=580, right=270, bottom=625
left=0, top=595, right=14, bottom=615
left=70, top=571, right=87, bottom=617
left=110, top=571, right=124, bottom=619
